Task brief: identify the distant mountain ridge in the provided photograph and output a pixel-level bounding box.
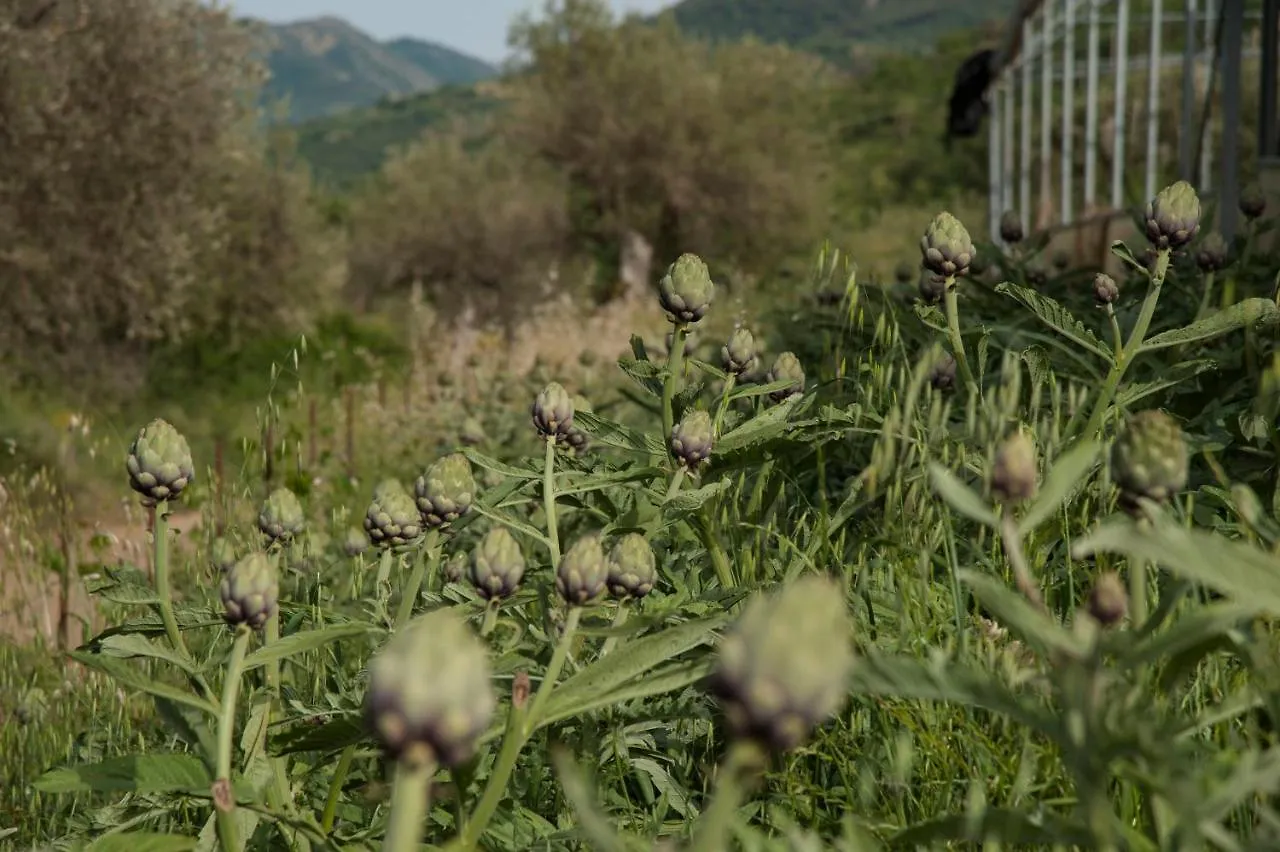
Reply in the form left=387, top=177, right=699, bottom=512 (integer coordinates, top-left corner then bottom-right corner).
left=254, top=16, right=497, bottom=123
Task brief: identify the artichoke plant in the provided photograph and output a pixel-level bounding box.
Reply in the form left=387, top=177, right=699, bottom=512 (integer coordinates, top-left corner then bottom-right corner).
left=1240, top=183, right=1267, bottom=220
left=1195, top=232, right=1229, bottom=273
left=443, top=550, right=468, bottom=584
left=342, top=526, right=369, bottom=558
left=258, top=488, right=304, bottom=544
left=556, top=533, right=608, bottom=605
left=920, top=211, right=975, bottom=279
left=607, top=533, right=657, bottom=599
left=564, top=394, right=593, bottom=454
left=1093, top=273, right=1119, bottom=306
left=656, top=253, right=714, bottom=324
left=210, top=538, right=237, bottom=574
left=999, top=210, right=1024, bottom=244
left=125, top=419, right=194, bottom=506
left=364, top=480, right=424, bottom=548
left=470, top=527, right=525, bottom=600
left=364, top=607, right=495, bottom=768
left=1110, top=409, right=1189, bottom=510
left=767, top=351, right=805, bottom=402
left=989, top=430, right=1038, bottom=505
left=918, top=269, right=947, bottom=304
left=1087, top=571, right=1129, bottom=627
left=220, top=552, right=278, bottom=630
left=670, top=410, right=714, bottom=469
left=1143, top=180, right=1201, bottom=250
left=721, top=327, right=759, bottom=377
left=709, top=574, right=854, bottom=752
left=532, top=382, right=575, bottom=442
left=460, top=417, right=487, bottom=447
left=414, top=453, right=476, bottom=528
left=929, top=353, right=957, bottom=391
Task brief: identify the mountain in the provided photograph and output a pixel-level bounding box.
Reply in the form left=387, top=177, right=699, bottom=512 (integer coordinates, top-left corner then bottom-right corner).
left=257, top=17, right=497, bottom=123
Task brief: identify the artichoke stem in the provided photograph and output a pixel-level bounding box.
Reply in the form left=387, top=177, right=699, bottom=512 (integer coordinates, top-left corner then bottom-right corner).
left=662, top=323, right=689, bottom=444
left=382, top=753, right=436, bottom=852
left=320, top=744, right=357, bottom=834
left=215, top=625, right=252, bottom=852
left=712, top=373, right=737, bottom=439
left=152, top=501, right=213, bottom=702
left=690, top=739, right=761, bottom=852
left=665, top=467, right=686, bottom=501
left=543, top=437, right=561, bottom=570
left=1106, top=306, right=1124, bottom=358
left=394, top=531, right=440, bottom=631
left=942, top=277, right=978, bottom=396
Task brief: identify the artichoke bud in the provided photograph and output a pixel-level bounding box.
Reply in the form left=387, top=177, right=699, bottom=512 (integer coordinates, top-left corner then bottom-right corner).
left=555, top=533, right=608, bottom=605
left=1195, top=232, right=1229, bottom=273
left=125, top=418, right=194, bottom=506
left=709, top=574, right=854, bottom=753
left=564, top=394, right=593, bottom=454
left=470, top=527, right=525, bottom=600
left=364, top=607, right=495, bottom=768
left=1025, top=262, right=1048, bottom=287
left=1087, top=571, right=1128, bottom=627
left=460, top=417, right=487, bottom=447
left=918, top=268, right=947, bottom=304
left=210, top=538, right=237, bottom=574
left=990, top=430, right=1038, bottom=505
left=414, top=453, right=476, bottom=528
left=1110, top=410, right=1188, bottom=512
left=999, top=210, right=1024, bottom=244
left=258, top=487, right=305, bottom=544
left=220, top=552, right=278, bottom=630
left=721, top=327, right=759, bottom=377
left=1093, top=273, right=1119, bottom=306
left=893, top=260, right=915, bottom=284
left=920, top=212, right=975, bottom=278
left=607, top=533, right=657, bottom=599
left=767, top=351, right=805, bottom=402
left=657, top=253, right=715, bottom=324
left=928, top=353, right=957, bottom=391
left=670, top=409, right=714, bottom=468
left=531, top=381, right=575, bottom=441
left=1143, top=180, right=1201, bottom=249
left=443, top=550, right=468, bottom=584
left=342, top=526, right=370, bottom=558
left=364, top=479, right=424, bottom=548
left=1240, top=183, right=1267, bottom=220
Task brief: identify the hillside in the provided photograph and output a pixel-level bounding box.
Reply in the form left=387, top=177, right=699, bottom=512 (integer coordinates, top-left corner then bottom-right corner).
left=258, top=17, right=497, bottom=122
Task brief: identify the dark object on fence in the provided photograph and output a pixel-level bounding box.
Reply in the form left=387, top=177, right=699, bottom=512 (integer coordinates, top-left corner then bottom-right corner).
left=945, top=48, right=999, bottom=149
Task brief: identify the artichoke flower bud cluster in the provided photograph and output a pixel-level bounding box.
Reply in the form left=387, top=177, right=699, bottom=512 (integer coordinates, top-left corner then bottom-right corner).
left=258, top=488, right=304, bottom=544
left=607, top=533, right=657, bottom=599
left=1195, top=232, right=1229, bottom=273
left=920, top=212, right=976, bottom=279
left=990, top=431, right=1038, bottom=505
left=1087, top=571, right=1128, bottom=627
left=721, top=327, right=759, bottom=377
left=710, top=574, right=854, bottom=752
left=414, top=453, right=476, bottom=528
left=364, top=607, right=495, bottom=768
left=342, top=526, right=370, bottom=558
left=556, top=533, right=608, bottom=605
left=443, top=550, right=468, bottom=584
left=210, top=538, right=237, bottom=574
left=1093, top=273, right=1119, bottom=306
left=125, top=419, right=194, bottom=506
left=670, top=409, right=714, bottom=469
left=532, top=381, right=575, bottom=442
left=364, top=480, right=424, bottom=548
left=564, top=394, right=593, bottom=454
left=767, top=351, right=805, bottom=403
left=999, top=210, right=1024, bottom=244
left=657, top=253, right=715, bottom=325
left=1110, top=410, right=1189, bottom=512
left=1240, top=183, right=1267, bottom=220
left=928, top=353, right=957, bottom=391
left=220, top=552, right=278, bottom=630
left=470, top=527, right=525, bottom=600
left=1143, top=180, right=1201, bottom=250
left=918, top=269, right=947, bottom=304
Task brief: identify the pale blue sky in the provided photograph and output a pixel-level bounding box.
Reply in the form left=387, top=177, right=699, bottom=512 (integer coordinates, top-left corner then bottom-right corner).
left=227, top=1, right=675, bottom=62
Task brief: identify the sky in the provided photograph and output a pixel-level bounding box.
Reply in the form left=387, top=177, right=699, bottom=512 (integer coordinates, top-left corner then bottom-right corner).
left=227, top=1, right=675, bottom=63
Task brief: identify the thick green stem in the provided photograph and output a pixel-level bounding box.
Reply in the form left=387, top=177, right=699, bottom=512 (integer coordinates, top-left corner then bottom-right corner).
left=382, top=754, right=436, bottom=852
left=215, top=627, right=252, bottom=852
left=712, top=373, right=737, bottom=438
left=543, top=437, right=561, bottom=570
left=1106, top=307, right=1124, bottom=358
left=320, top=744, right=356, bottom=834
left=665, top=467, right=686, bottom=500
left=153, top=502, right=213, bottom=700
left=943, top=278, right=978, bottom=395
left=662, top=323, right=689, bottom=442
left=395, top=531, right=440, bottom=630
left=690, top=739, right=760, bottom=852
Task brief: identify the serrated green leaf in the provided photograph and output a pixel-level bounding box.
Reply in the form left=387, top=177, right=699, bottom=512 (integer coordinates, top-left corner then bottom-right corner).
left=68, top=651, right=219, bottom=716
left=663, top=480, right=732, bottom=514
left=86, top=834, right=197, bottom=852
left=85, top=569, right=160, bottom=606
left=91, top=633, right=199, bottom=675
left=718, top=397, right=801, bottom=454
left=573, top=410, right=665, bottom=456
left=728, top=379, right=800, bottom=402
left=460, top=449, right=539, bottom=481
left=891, top=809, right=1092, bottom=847
left=271, top=716, right=366, bottom=756
left=241, top=622, right=374, bottom=673
left=994, top=281, right=1112, bottom=362
left=540, top=659, right=714, bottom=727
left=556, top=466, right=664, bottom=498
left=550, top=748, right=631, bottom=852
left=913, top=303, right=949, bottom=333
left=34, top=753, right=211, bottom=794
left=1114, top=358, right=1218, bottom=408
left=1140, top=297, right=1280, bottom=352
left=960, top=571, right=1089, bottom=660
left=1110, top=240, right=1147, bottom=274
left=1122, top=602, right=1259, bottom=671
left=928, top=464, right=998, bottom=527
left=616, top=357, right=664, bottom=398
left=1017, top=440, right=1101, bottom=533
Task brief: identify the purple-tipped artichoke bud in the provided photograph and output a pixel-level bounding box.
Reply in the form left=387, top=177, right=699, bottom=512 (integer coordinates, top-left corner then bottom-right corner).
left=258, top=488, right=304, bottom=544
left=709, top=574, right=854, bottom=753
left=460, top=417, right=486, bottom=447
left=607, top=533, right=657, bottom=599
left=1240, top=183, right=1267, bottom=220
left=989, top=430, right=1038, bottom=505
left=918, top=268, right=947, bottom=304
left=532, top=381, right=575, bottom=441
left=1144, top=180, right=1201, bottom=249
left=670, top=410, right=714, bottom=468
left=1195, top=232, right=1229, bottom=273
left=211, top=538, right=237, bottom=574
left=125, top=419, right=194, bottom=506
left=470, top=527, right=525, bottom=601
left=893, top=261, right=915, bottom=284
left=999, top=210, right=1024, bottom=244
left=564, top=394, right=593, bottom=455
left=364, top=480, right=424, bottom=549
left=556, top=533, right=608, bottom=605
left=929, top=353, right=957, bottom=391
left=721, top=327, right=759, bottom=377
left=1087, top=571, right=1128, bottom=627
left=1051, top=250, right=1071, bottom=271
left=342, top=526, right=370, bottom=558
left=414, top=453, right=476, bottom=528
left=920, top=212, right=975, bottom=279
left=657, top=253, right=715, bottom=324
left=767, top=352, right=805, bottom=403
left=364, top=607, right=494, bottom=768
left=1110, top=410, right=1188, bottom=511
left=1093, top=273, right=1119, bottom=306
left=443, top=550, right=468, bottom=584
left=220, top=552, right=278, bottom=630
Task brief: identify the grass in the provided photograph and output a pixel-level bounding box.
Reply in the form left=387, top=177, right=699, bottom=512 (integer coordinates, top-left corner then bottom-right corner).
left=7, top=184, right=1280, bottom=850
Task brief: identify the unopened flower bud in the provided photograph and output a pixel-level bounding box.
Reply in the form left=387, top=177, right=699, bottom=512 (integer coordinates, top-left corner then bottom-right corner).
left=920, top=212, right=975, bottom=278
left=918, top=269, right=947, bottom=304
left=258, top=488, right=304, bottom=544
left=1240, top=183, right=1267, bottom=220
left=556, top=533, right=608, bottom=605
left=1195, top=232, right=1229, bottom=273
left=893, top=260, right=915, bottom=284
left=607, top=533, right=657, bottom=599
left=125, top=419, right=194, bottom=506
left=999, top=210, right=1024, bottom=244
left=1144, top=180, right=1201, bottom=249
left=342, top=526, right=370, bottom=558
left=1093, top=273, right=1119, bottom=306
left=1087, top=571, right=1128, bottom=627
left=220, top=552, right=278, bottom=630
left=443, top=551, right=468, bottom=584
left=657, top=253, right=714, bottom=324
left=532, top=382, right=575, bottom=441
left=1110, top=410, right=1188, bottom=512
left=670, top=409, right=714, bottom=468
left=1051, top=250, right=1070, bottom=271
left=210, top=538, right=237, bottom=574
left=364, top=480, right=424, bottom=548
left=414, top=453, right=476, bottom=528
left=929, top=353, right=957, bottom=391
left=470, top=527, right=525, bottom=600
left=460, top=417, right=486, bottom=447
left=565, top=395, right=593, bottom=454
left=767, top=352, right=805, bottom=402
left=990, top=431, right=1038, bottom=504
left=721, top=327, right=759, bottom=377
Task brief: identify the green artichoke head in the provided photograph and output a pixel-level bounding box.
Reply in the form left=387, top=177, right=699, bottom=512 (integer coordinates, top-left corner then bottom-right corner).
left=1087, top=571, right=1128, bottom=627
left=767, top=351, right=805, bottom=402
left=1144, top=180, right=1201, bottom=249
left=470, top=527, right=526, bottom=601
left=721, top=327, right=759, bottom=377
left=258, top=487, right=305, bottom=544
left=443, top=550, right=468, bottom=584
left=1110, top=410, right=1189, bottom=511
left=342, top=526, right=370, bottom=558
left=670, top=409, right=714, bottom=468
left=460, top=417, right=487, bottom=447
left=920, top=211, right=975, bottom=278
left=125, top=418, right=194, bottom=506
left=364, top=479, right=424, bottom=549
left=709, top=574, right=855, bottom=753
left=210, top=537, right=237, bottom=574
left=556, top=532, right=608, bottom=606
left=364, top=607, right=495, bottom=768
left=929, top=353, right=957, bottom=392
left=607, top=533, right=658, bottom=599
left=989, top=430, right=1038, bottom=505
left=532, top=382, right=575, bottom=441
left=220, top=552, right=278, bottom=631
left=415, top=453, right=476, bottom=528
left=657, top=253, right=715, bottom=324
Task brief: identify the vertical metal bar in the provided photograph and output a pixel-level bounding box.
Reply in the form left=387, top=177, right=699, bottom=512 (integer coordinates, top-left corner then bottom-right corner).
left=1041, top=4, right=1055, bottom=225
left=1180, top=0, right=1198, bottom=180
left=990, top=80, right=1004, bottom=243
left=1202, top=0, right=1216, bottom=190
left=1112, top=0, right=1131, bottom=209
left=1261, top=0, right=1279, bottom=157
left=1085, top=0, right=1101, bottom=209
left=1145, top=0, right=1163, bottom=201
left=1062, top=0, right=1077, bottom=223
left=1004, top=74, right=1016, bottom=214
left=1021, top=19, right=1034, bottom=230
left=1220, top=0, right=1244, bottom=239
